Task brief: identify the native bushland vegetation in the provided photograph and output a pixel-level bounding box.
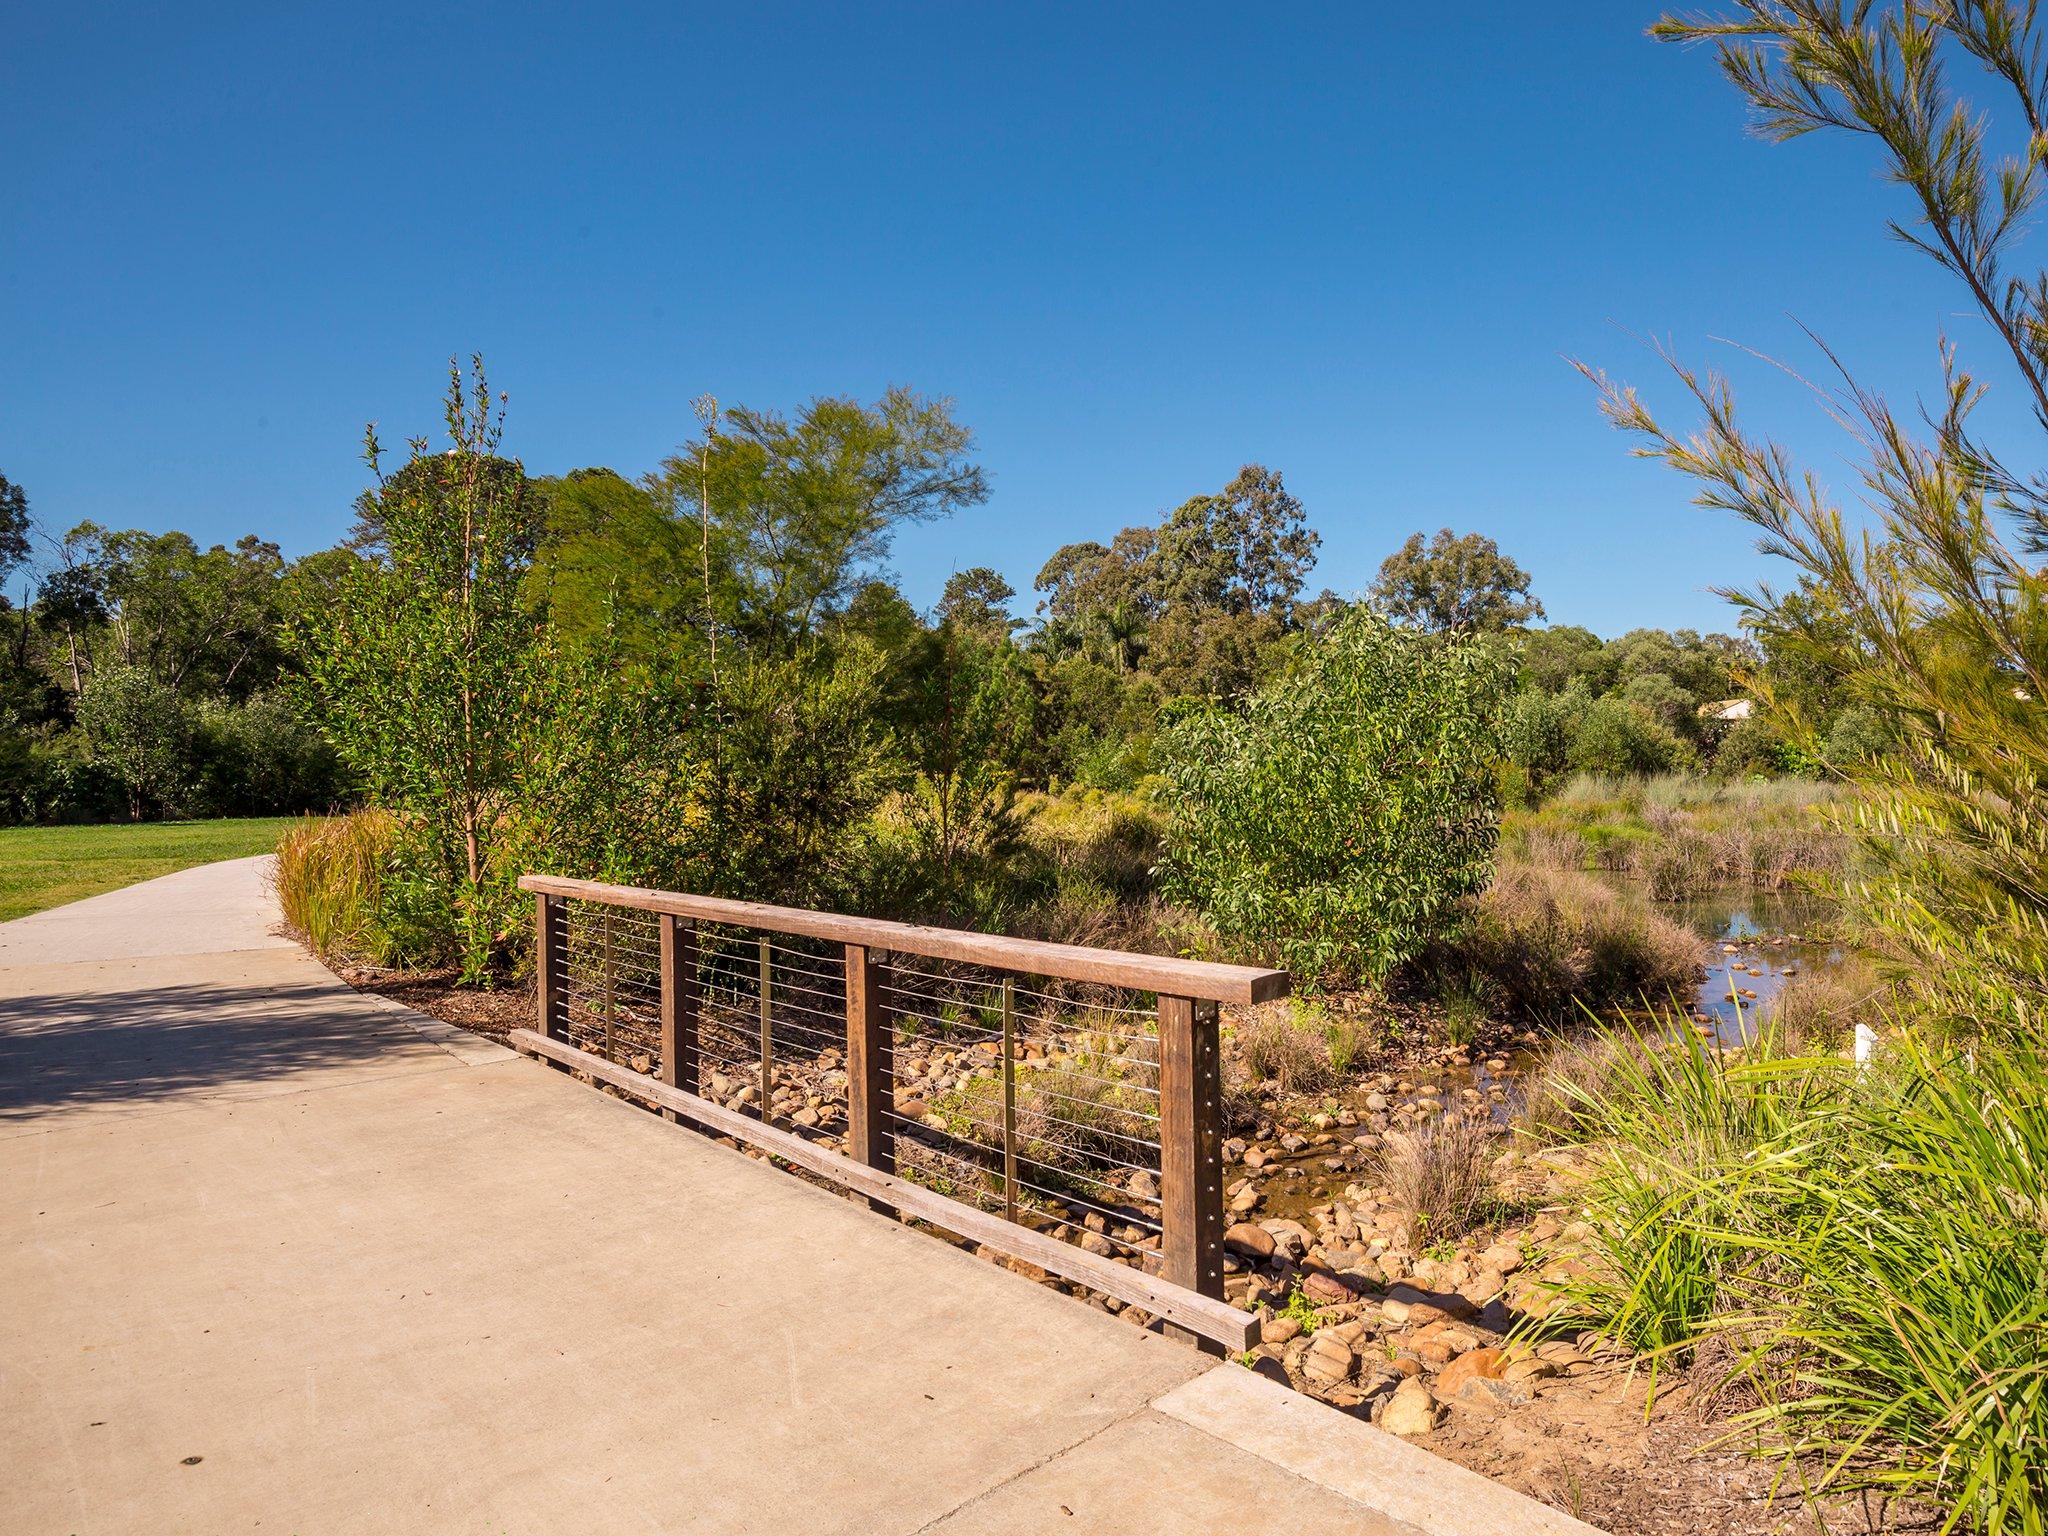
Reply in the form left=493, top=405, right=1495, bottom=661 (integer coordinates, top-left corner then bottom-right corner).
left=1504, top=774, right=1848, bottom=895
left=0, top=509, right=340, bottom=823
left=15, top=9, right=2043, bottom=1524
left=8, top=350, right=1826, bottom=1005
left=248, top=358, right=1565, bottom=987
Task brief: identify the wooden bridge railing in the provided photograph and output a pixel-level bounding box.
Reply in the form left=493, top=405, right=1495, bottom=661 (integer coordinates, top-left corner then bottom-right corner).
left=514, top=874, right=1289, bottom=1352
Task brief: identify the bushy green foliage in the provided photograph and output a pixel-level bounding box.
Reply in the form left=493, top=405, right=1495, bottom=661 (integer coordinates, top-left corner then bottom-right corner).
left=1818, top=705, right=1889, bottom=770
left=890, top=623, right=1037, bottom=917
left=692, top=644, right=895, bottom=905
left=1710, top=714, right=1794, bottom=776
left=1158, top=610, right=1512, bottom=985
left=76, top=664, right=185, bottom=820
left=186, top=692, right=342, bottom=817
left=1501, top=625, right=1778, bottom=786
left=1026, top=464, right=1320, bottom=767
left=1567, top=692, right=1683, bottom=777
left=1502, top=686, right=1576, bottom=793
left=530, top=468, right=698, bottom=664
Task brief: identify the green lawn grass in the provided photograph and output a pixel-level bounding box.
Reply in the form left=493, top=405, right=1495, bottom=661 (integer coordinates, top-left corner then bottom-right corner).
left=0, top=818, right=294, bottom=922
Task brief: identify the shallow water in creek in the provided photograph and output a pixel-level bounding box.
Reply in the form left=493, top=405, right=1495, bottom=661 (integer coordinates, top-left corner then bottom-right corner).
left=1662, top=883, right=1847, bottom=1046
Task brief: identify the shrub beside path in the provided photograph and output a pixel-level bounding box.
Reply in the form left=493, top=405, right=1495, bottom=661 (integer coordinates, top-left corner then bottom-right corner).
left=0, top=855, right=1594, bottom=1535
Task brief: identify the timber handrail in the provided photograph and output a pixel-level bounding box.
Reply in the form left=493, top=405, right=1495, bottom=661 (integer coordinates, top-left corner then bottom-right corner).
left=516, top=873, right=1288, bottom=1353
left=518, top=874, right=1290, bottom=1005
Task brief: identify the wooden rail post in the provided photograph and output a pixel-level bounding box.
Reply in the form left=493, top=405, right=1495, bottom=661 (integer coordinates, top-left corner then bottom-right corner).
left=1158, top=993, right=1223, bottom=1350
left=1000, top=976, right=1017, bottom=1224
left=845, top=944, right=895, bottom=1213
left=757, top=936, right=774, bottom=1120
left=535, top=893, right=568, bottom=1044
left=658, top=914, right=699, bottom=1122
left=601, top=909, right=617, bottom=1061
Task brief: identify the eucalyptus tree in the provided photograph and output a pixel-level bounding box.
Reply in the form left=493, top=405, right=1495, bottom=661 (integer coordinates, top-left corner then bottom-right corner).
left=652, top=388, right=989, bottom=651
left=1368, top=528, right=1544, bottom=633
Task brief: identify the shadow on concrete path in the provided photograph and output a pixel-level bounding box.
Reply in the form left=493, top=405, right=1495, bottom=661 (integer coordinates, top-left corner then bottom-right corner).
left=0, top=976, right=432, bottom=1119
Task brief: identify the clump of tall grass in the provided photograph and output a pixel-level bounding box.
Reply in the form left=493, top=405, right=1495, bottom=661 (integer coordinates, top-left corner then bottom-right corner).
left=1737, top=1033, right=2048, bottom=1529
left=1534, top=1020, right=1833, bottom=1357
left=1235, top=1010, right=1333, bottom=1093
left=1512, top=1029, right=1647, bottom=1146
left=1770, top=954, right=1886, bottom=1052
left=1230, top=999, right=1377, bottom=1095
left=1447, top=860, right=1706, bottom=1021
left=272, top=810, right=406, bottom=965
left=1543, top=1016, right=2047, bottom=1529
left=1379, top=1115, right=1501, bottom=1248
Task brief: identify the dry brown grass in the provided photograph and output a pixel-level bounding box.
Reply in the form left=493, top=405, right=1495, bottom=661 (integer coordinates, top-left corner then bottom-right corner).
left=1771, top=954, right=1889, bottom=1052
left=1513, top=1030, right=1649, bottom=1146
left=273, top=809, right=401, bottom=964
left=1234, top=1010, right=1335, bottom=1093
left=1456, top=860, right=1707, bottom=1022
left=1379, top=1114, right=1501, bottom=1247
left=1506, top=774, right=1849, bottom=892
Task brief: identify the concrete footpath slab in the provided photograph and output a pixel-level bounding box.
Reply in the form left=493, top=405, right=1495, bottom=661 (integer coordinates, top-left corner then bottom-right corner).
left=0, top=856, right=1596, bottom=1534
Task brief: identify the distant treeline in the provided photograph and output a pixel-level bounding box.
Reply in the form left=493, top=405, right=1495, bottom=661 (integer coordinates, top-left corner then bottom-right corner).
left=0, top=392, right=1848, bottom=831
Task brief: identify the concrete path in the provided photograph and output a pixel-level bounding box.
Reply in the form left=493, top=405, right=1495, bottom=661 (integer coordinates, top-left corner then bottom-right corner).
left=0, top=857, right=1593, bottom=1535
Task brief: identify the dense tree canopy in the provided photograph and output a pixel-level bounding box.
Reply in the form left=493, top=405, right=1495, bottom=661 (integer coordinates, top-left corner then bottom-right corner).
left=1369, top=527, right=1544, bottom=632
left=0, top=474, right=31, bottom=594
left=935, top=566, right=1020, bottom=639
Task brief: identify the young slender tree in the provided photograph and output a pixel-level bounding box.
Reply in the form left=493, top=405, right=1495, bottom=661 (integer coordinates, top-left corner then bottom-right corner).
left=288, top=357, right=549, bottom=979
left=692, top=392, right=720, bottom=678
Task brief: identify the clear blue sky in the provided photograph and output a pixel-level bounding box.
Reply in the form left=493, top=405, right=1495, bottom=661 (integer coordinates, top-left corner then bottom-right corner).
left=2, top=2, right=2026, bottom=635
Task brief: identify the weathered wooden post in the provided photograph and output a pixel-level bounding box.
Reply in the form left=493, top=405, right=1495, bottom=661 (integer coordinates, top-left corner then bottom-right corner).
left=757, top=936, right=774, bottom=1120
left=658, top=914, right=699, bottom=1121
left=1000, top=976, right=1017, bottom=1224
left=601, top=908, right=617, bottom=1061
left=844, top=944, right=895, bottom=1212
left=1157, top=993, right=1223, bottom=1350
left=535, top=893, right=568, bottom=1044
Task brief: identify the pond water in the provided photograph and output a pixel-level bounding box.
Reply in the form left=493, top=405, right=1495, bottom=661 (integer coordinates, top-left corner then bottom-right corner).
left=1658, top=883, right=1848, bottom=1047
